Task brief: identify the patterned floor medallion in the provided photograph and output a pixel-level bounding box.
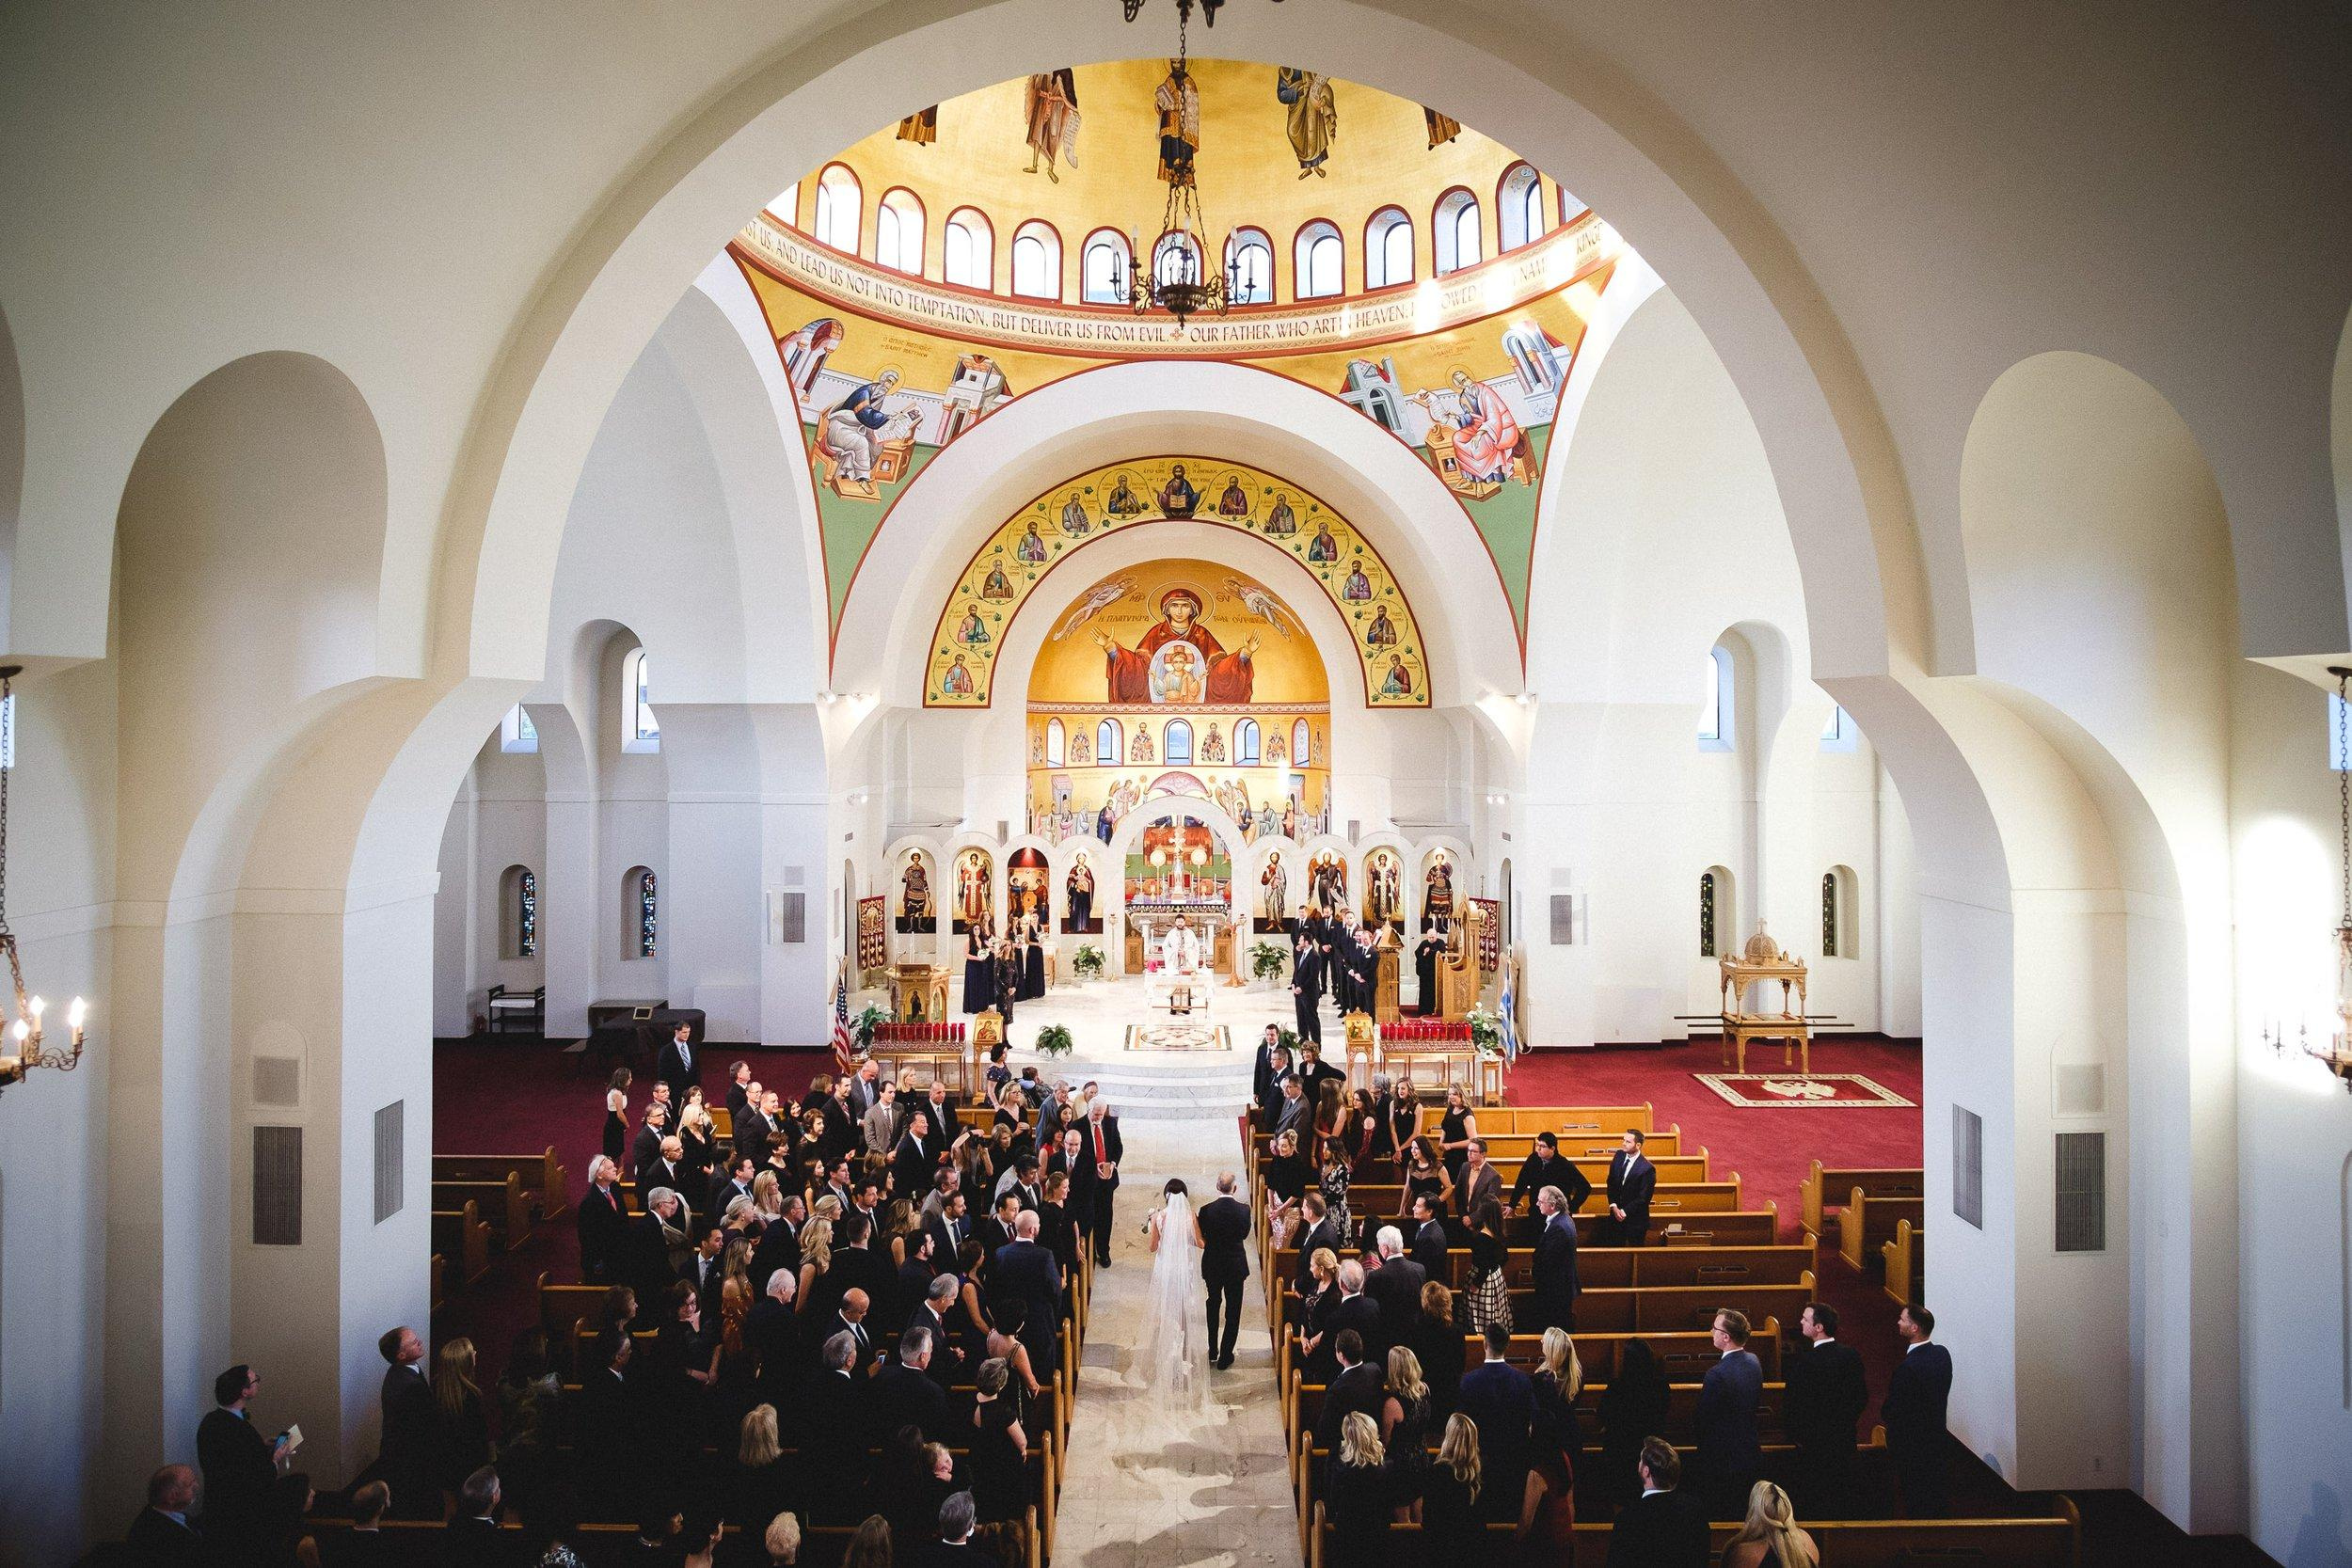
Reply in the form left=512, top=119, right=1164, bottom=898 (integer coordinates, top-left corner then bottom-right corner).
left=1694, top=1072, right=1915, bottom=1109
left=1124, top=1022, right=1232, bottom=1053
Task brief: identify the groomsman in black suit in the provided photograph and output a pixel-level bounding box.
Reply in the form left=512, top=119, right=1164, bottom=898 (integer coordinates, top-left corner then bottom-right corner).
left=1784, top=1301, right=1869, bottom=1514
left=1290, top=933, right=1325, bottom=1045
left=1605, top=1128, right=1657, bottom=1245
left=1406, top=1194, right=1451, bottom=1275
left=1292, top=1194, right=1341, bottom=1295
left=1249, top=1023, right=1286, bottom=1110
left=1079, top=1101, right=1122, bottom=1266
left=1199, top=1173, right=1253, bottom=1370
left=1883, top=1303, right=1955, bottom=1515
left=656, top=1019, right=700, bottom=1111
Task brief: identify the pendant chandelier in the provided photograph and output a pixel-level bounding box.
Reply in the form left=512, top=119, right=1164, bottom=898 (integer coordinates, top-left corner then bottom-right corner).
left=1120, top=0, right=1278, bottom=28
left=2267, top=665, right=2352, bottom=1093
left=0, top=666, right=89, bottom=1095
left=1108, top=0, right=1244, bottom=332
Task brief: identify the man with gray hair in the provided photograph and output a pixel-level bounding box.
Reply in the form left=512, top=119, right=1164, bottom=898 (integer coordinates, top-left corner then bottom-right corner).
left=445, top=1465, right=504, bottom=1555
left=929, top=1490, right=984, bottom=1563
left=749, top=1266, right=801, bottom=1405
left=1534, top=1182, right=1581, bottom=1333
left=1328, top=1257, right=1380, bottom=1367
left=912, top=1272, right=962, bottom=1389
left=1364, top=1222, right=1427, bottom=1353
left=626, top=1187, right=684, bottom=1311
left=801, top=1331, right=869, bottom=1522
left=1200, top=1171, right=1252, bottom=1370
left=873, top=1323, right=950, bottom=1441
left=993, top=1206, right=1063, bottom=1378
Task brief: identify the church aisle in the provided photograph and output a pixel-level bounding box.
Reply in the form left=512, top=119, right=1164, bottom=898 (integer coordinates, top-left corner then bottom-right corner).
left=1052, top=1121, right=1303, bottom=1568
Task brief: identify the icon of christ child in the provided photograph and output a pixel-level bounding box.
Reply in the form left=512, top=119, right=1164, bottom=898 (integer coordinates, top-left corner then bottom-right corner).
left=1092, top=588, right=1257, bottom=705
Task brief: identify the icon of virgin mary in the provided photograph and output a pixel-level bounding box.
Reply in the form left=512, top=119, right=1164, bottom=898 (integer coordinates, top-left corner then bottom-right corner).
left=1091, top=588, right=1257, bottom=705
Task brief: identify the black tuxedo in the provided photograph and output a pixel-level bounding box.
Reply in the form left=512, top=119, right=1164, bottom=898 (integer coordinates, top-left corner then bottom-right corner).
left=1784, top=1337, right=1869, bottom=1512
left=1289, top=947, right=1325, bottom=1043
left=377, top=1359, right=435, bottom=1508
left=1326, top=1291, right=1380, bottom=1370
left=1249, top=1039, right=1285, bottom=1109
left=798, top=1370, right=872, bottom=1522
left=824, top=1243, right=897, bottom=1329
left=977, top=1214, right=1018, bottom=1258
left=749, top=1214, right=800, bottom=1291
left=1533, top=1211, right=1581, bottom=1332
left=1199, top=1193, right=1251, bottom=1364
left=195, top=1407, right=277, bottom=1541
left=1292, top=1216, right=1341, bottom=1295
left=630, top=1123, right=664, bottom=1187
left=680, top=1249, right=724, bottom=1323
left=827, top=1311, right=878, bottom=1375
left=871, top=1357, right=951, bottom=1443
left=923, top=1211, right=969, bottom=1270
left=1605, top=1149, right=1657, bottom=1243
left=124, top=1506, right=208, bottom=1566
left=1511, top=1151, right=1592, bottom=1215
left=908, top=1301, right=958, bottom=1389
left=1605, top=1485, right=1710, bottom=1568
left=1314, top=1359, right=1388, bottom=1461
left=1079, top=1116, right=1122, bottom=1264
left=732, top=1107, right=773, bottom=1164
left=707, top=1173, right=754, bottom=1218
left=622, top=1212, right=676, bottom=1307
left=1696, top=1348, right=1764, bottom=1514
left=1363, top=1257, right=1427, bottom=1354
left=992, top=1238, right=1064, bottom=1377
left=656, top=1032, right=701, bottom=1109
left=1883, top=1340, right=1954, bottom=1513
left=1407, top=1217, right=1450, bottom=1277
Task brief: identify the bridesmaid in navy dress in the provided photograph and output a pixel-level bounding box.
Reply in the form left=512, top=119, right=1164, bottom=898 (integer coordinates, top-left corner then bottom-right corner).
left=962, top=918, right=994, bottom=1014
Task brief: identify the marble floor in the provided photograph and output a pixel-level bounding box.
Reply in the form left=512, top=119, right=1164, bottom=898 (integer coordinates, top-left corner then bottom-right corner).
left=1052, top=1119, right=1303, bottom=1568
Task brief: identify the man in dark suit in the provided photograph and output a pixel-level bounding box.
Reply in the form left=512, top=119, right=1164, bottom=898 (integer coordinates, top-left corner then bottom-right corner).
left=624, top=1191, right=684, bottom=1312
left=1080, top=1101, right=1122, bottom=1266
left=894, top=1110, right=947, bottom=1196
left=800, top=1332, right=872, bottom=1524
left=195, top=1364, right=285, bottom=1548
left=1605, top=1128, right=1657, bottom=1244
left=748, top=1271, right=803, bottom=1406
left=1291, top=1195, right=1340, bottom=1296
left=749, top=1194, right=803, bottom=1291
left=993, top=1210, right=1065, bottom=1378
left=443, top=1465, right=518, bottom=1568
left=1319, top=1259, right=1380, bottom=1379
left=919, top=1491, right=988, bottom=1568
left=629, top=1104, right=669, bottom=1191
left=375, top=1324, right=435, bottom=1514
left=1883, top=1302, right=1954, bottom=1516
left=1457, top=1324, right=1535, bottom=1510
left=846, top=1057, right=884, bottom=1121
left=707, top=1151, right=756, bottom=1218
left=826, top=1288, right=880, bottom=1376
left=1406, top=1194, right=1450, bottom=1276
left=571, top=1328, right=638, bottom=1499
left=1248, top=1023, right=1286, bottom=1115
left=1362, top=1227, right=1427, bottom=1354
left=680, top=1225, right=727, bottom=1323
left=1532, top=1185, right=1581, bottom=1333
left=909, top=1275, right=962, bottom=1390
left=1784, top=1300, right=1869, bottom=1514
left=1455, top=1139, right=1503, bottom=1225
left=327, top=1480, right=399, bottom=1567
left=1606, top=1437, right=1710, bottom=1567
left=1313, top=1329, right=1387, bottom=1463
left=1510, top=1131, right=1592, bottom=1216
left=732, top=1096, right=774, bottom=1171
left=871, top=1326, right=952, bottom=1442
left=1696, top=1308, right=1764, bottom=1518
left=1270, top=1075, right=1311, bottom=1143
left=724, top=1060, right=755, bottom=1124
left=978, top=1189, right=1023, bottom=1257
left=825, top=1212, right=897, bottom=1326
left=656, top=1018, right=700, bottom=1111
left=1290, top=933, right=1325, bottom=1045
left=125, top=1465, right=208, bottom=1566
left=923, top=1188, right=971, bottom=1270
left=1199, top=1173, right=1252, bottom=1370
left=642, top=1140, right=691, bottom=1220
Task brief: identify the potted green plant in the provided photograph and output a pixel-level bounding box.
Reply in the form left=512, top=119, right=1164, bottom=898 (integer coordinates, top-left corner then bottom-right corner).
left=1034, top=1022, right=1075, bottom=1059
left=1248, top=939, right=1289, bottom=989
left=1072, top=943, right=1105, bottom=982
left=853, top=1001, right=889, bottom=1052
left=1466, top=1007, right=1503, bottom=1056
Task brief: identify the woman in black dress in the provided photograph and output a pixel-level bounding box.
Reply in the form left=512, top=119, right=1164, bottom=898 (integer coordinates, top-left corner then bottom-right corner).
left=970, top=1357, right=1031, bottom=1523
left=1437, top=1085, right=1478, bottom=1190
left=1418, top=1414, right=1485, bottom=1564
left=993, top=937, right=1020, bottom=1023
left=1020, top=912, right=1047, bottom=1000
left=1379, top=1345, right=1433, bottom=1519
left=1399, top=1136, right=1452, bottom=1223
left=961, top=919, right=993, bottom=1013
left=1408, top=1282, right=1463, bottom=1423
left=1595, top=1336, right=1671, bottom=1511
left=1519, top=1326, right=1581, bottom=1541
left=1296, top=1245, right=1342, bottom=1383
left=1264, top=1128, right=1312, bottom=1247
left=1458, top=1202, right=1513, bottom=1337
left=603, top=1069, right=632, bottom=1165
left=1328, top=1412, right=1394, bottom=1567
left=1387, top=1081, right=1423, bottom=1176
left=1413, top=919, right=1446, bottom=1015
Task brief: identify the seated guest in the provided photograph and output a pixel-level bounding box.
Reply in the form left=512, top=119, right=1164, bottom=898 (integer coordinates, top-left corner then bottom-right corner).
left=441, top=1465, right=514, bottom=1568
left=842, top=1515, right=892, bottom=1568
left=320, top=1479, right=396, bottom=1568
left=1724, top=1481, right=1819, bottom=1568
left=1605, top=1437, right=1708, bottom=1568
left=125, top=1464, right=208, bottom=1566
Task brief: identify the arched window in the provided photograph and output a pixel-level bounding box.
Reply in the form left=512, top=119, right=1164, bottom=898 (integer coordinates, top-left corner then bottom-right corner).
left=1096, top=719, right=1122, bottom=766
left=767, top=182, right=799, bottom=229
left=622, top=647, right=659, bottom=752
left=875, top=187, right=925, bottom=274
left=814, top=164, right=861, bottom=253
left=1011, top=221, right=1060, bottom=299
left=1700, top=866, right=1734, bottom=958
left=1044, top=718, right=1066, bottom=767
left=1236, top=718, right=1261, bottom=767
left=1291, top=718, right=1311, bottom=767
left=1164, top=720, right=1193, bottom=766
left=500, top=705, right=538, bottom=753
left=1698, top=646, right=1732, bottom=749
left=628, top=866, right=659, bottom=958
left=1435, top=189, right=1481, bottom=274
left=1820, top=703, right=1860, bottom=752
left=1294, top=220, right=1343, bottom=299
left=944, top=208, right=993, bottom=289
left=1499, top=164, right=1543, bottom=251
left=1226, top=229, right=1274, bottom=304
left=1365, top=207, right=1413, bottom=289
left=1823, top=865, right=1859, bottom=958
left=1152, top=231, right=1201, bottom=289
left=1081, top=229, right=1130, bottom=303
left=501, top=865, right=538, bottom=958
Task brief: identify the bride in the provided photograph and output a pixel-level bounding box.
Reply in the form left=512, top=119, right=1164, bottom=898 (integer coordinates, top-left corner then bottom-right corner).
left=1136, top=1178, right=1209, bottom=1413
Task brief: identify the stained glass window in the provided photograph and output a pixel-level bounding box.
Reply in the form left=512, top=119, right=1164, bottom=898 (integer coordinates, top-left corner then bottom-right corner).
left=1821, top=872, right=1838, bottom=958
left=1700, top=871, right=1717, bottom=958
left=637, top=869, right=659, bottom=958
left=518, top=869, right=537, bottom=958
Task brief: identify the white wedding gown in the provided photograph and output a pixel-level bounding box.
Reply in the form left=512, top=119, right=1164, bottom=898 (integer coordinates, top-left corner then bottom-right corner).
left=1135, top=1194, right=1209, bottom=1415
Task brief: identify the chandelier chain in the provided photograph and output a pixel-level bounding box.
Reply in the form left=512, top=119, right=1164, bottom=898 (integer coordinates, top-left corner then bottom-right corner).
left=2338, top=668, right=2348, bottom=928
left=0, top=666, right=12, bottom=934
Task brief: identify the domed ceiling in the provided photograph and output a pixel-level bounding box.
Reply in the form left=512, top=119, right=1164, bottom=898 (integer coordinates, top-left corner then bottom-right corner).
left=726, top=58, right=1633, bottom=659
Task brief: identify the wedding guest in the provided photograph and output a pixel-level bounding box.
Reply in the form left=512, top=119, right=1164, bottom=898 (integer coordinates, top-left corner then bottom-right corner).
left=1318, top=1134, right=1355, bottom=1244
left=1511, top=1131, right=1592, bottom=1217
left=1454, top=1139, right=1502, bottom=1226
left=1292, top=1194, right=1340, bottom=1293
left=679, top=1094, right=719, bottom=1181
left=604, top=1069, right=633, bottom=1164
left=1409, top=1282, right=1463, bottom=1422
left=325, top=1480, right=395, bottom=1568
left=1604, top=1129, right=1657, bottom=1246
left=125, top=1465, right=207, bottom=1566
left=1379, top=1346, right=1433, bottom=1517
left=841, top=1514, right=893, bottom=1568
left=1596, top=1338, right=1670, bottom=1510
left=1437, top=1085, right=1479, bottom=1188
left=1533, top=1185, right=1581, bottom=1334
left=1295, top=1248, right=1341, bottom=1382
left=1364, top=1227, right=1427, bottom=1355
left=1784, top=1300, right=1867, bottom=1515
left=1038, top=1171, right=1079, bottom=1276
left=375, top=1325, right=434, bottom=1516
left=1457, top=1325, right=1534, bottom=1523
left=1520, top=1327, right=1581, bottom=1541
left=1328, top=1412, right=1394, bottom=1567
left=1606, top=1438, right=1708, bottom=1567
left=1406, top=1195, right=1449, bottom=1276
left=760, top=1512, right=803, bottom=1567
left=793, top=1217, right=835, bottom=1322
left=197, top=1364, right=287, bottom=1550
left=1265, top=1129, right=1311, bottom=1246
left=1458, top=1203, right=1514, bottom=1338
left=1883, top=1302, right=1954, bottom=1516
left=1724, top=1481, right=1820, bottom=1568
left=1399, top=1137, right=1453, bottom=1223
left=494, top=1328, right=564, bottom=1506
left=985, top=1297, right=1042, bottom=1399
left=631, top=1103, right=669, bottom=1186
left=1696, top=1308, right=1764, bottom=1519
left=969, top=1358, right=1031, bottom=1524
left=1419, top=1416, right=1485, bottom=1563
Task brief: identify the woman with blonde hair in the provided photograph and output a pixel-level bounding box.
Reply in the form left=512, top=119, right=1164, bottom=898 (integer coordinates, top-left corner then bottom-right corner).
left=427, top=1337, right=489, bottom=1501
left=1379, top=1344, right=1432, bottom=1519
left=795, top=1217, right=834, bottom=1313
left=751, top=1168, right=784, bottom=1225
left=1519, top=1325, right=1581, bottom=1539
left=1419, top=1414, right=1484, bottom=1561
left=1329, top=1410, right=1392, bottom=1564
left=729, top=1402, right=795, bottom=1535
left=1295, top=1245, right=1342, bottom=1380
left=1723, top=1481, right=1818, bottom=1568
left=760, top=1511, right=803, bottom=1566
left=678, top=1090, right=718, bottom=1180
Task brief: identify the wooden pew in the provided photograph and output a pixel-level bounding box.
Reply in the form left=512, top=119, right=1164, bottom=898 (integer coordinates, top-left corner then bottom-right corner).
left=539, top=1275, right=616, bottom=1359
left=429, top=1253, right=446, bottom=1314
left=311, top=1506, right=1045, bottom=1568
left=1248, top=1120, right=1681, bottom=1163
left=432, top=1146, right=569, bottom=1221
left=1882, top=1216, right=1924, bottom=1305
left=1416, top=1103, right=1657, bottom=1136
left=1271, top=1242, right=1812, bottom=1297
left=1838, top=1187, right=1926, bottom=1273
left=1801, top=1159, right=1923, bottom=1241
left=431, top=1170, right=532, bottom=1248
left=1295, top=1376, right=1803, bottom=1449
left=1277, top=1325, right=1784, bottom=1422
left=1344, top=1175, right=1743, bottom=1222
left=431, top=1200, right=491, bottom=1287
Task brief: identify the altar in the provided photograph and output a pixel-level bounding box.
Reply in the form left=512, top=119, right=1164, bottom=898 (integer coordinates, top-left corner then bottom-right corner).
left=1124, top=903, right=1232, bottom=1015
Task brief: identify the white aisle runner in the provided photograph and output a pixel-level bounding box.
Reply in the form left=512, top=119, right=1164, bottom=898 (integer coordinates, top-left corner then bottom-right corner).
left=1049, top=1122, right=1303, bottom=1568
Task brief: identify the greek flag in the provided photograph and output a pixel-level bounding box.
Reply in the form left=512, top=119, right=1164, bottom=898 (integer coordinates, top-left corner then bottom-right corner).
left=1499, top=959, right=1521, bottom=1061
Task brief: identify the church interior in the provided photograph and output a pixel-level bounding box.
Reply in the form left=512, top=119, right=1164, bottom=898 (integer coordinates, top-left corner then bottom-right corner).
left=1, top=4, right=2347, bottom=1565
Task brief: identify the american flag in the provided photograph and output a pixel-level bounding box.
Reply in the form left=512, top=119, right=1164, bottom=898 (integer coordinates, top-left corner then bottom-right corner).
left=830, top=970, right=857, bottom=1072
left=1499, top=958, right=1521, bottom=1062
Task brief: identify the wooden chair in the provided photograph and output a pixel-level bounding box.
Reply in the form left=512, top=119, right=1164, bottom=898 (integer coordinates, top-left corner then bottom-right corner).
left=484, top=983, right=546, bottom=1035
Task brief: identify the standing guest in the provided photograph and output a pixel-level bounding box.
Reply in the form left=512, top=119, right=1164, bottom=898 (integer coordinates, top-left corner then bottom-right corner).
left=1344, top=1088, right=1384, bottom=1176
left=1295, top=1248, right=1341, bottom=1383
left=1696, top=1309, right=1764, bottom=1519
left=125, top=1464, right=208, bottom=1566
left=925, top=1490, right=988, bottom=1566
left=1327, top=1413, right=1394, bottom=1567
left=1290, top=930, right=1326, bottom=1046
left=1436, top=1085, right=1479, bottom=1189
left=627, top=1190, right=688, bottom=1310
left=677, top=1094, right=719, bottom=1183
left=1271, top=1075, right=1311, bottom=1146
left=1316, top=1326, right=1386, bottom=1459
left=1411, top=919, right=1445, bottom=1015
left=862, top=1080, right=902, bottom=1157
left=982, top=1295, right=1041, bottom=1398
left=571, top=1328, right=637, bottom=1505
left=327, top=1480, right=398, bottom=1567
left=196, top=1364, right=287, bottom=1549
left=429, top=1337, right=492, bottom=1507
left=1317, top=1129, right=1355, bottom=1243
left=1783, top=1301, right=1867, bottom=1515
left=1081, top=1099, right=1122, bottom=1267
left=1458, top=1202, right=1514, bottom=1338
left=1254, top=1045, right=1295, bottom=1134
left=961, top=919, right=993, bottom=1014
left=1020, top=915, right=1046, bottom=1001
left=375, top=1325, right=434, bottom=1516
left=1264, top=1129, right=1311, bottom=1247
left=1605, top=1438, right=1708, bottom=1568
left=1249, top=1023, right=1287, bottom=1114
left=842, top=1515, right=893, bottom=1568
left=630, top=1103, right=669, bottom=1189
left=846, top=1058, right=884, bottom=1121
left=725, top=1060, right=755, bottom=1124
left=1532, top=1185, right=1581, bottom=1333
left=658, top=1019, right=701, bottom=1111
left=993, top=1210, right=1064, bottom=1380
left=1386, top=1081, right=1424, bottom=1177
left=1419, top=1416, right=1485, bottom=1561
left=495, top=1329, right=564, bottom=1507
left=1399, top=1137, right=1453, bottom=1224
left=825, top=1212, right=898, bottom=1333
left=748, top=1271, right=803, bottom=1406
left=1363, top=1227, right=1427, bottom=1355
left=1378, top=1346, right=1433, bottom=1515
left=441, top=1466, right=512, bottom=1568
left=1596, top=1337, right=1671, bottom=1511
left=871, top=1327, right=951, bottom=1443
left=604, top=1069, right=633, bottom=1164
left=1408, top=1283, right=1463, bottom=1422
left=1038, top=1170, right=1079, bottom=1277
left=1199, top=1172, right=1253, bottom=1370
left=734, top=1090, right=775, bottom=1173
left=682, top=1225, right=728, bottom=1324
left=969, top=1359, right=1031, bottom=1524
left=799, top=1335, right=871, bottom=1522
left=708, top=1152, right=758, bottom=1220
left=993, top=936, right=1021, bottom=1023
left=644, top=1139, right=692, bottom=1219
left=1882, top=1302, right=1954, bottom=1516
left=727, top=1403, right=797, bottom=1536
left=1604, top=1129, right=1656, bottom=1245
left=1291, top=1193, right=1341, bottom=1294
left=1510, top=1132, right=1591, bottom=1218
left=1406, top=1195, right=1449, bottom=1276
left=1456, top=1324, right=1534, bottom=1522
left=1519, top=1328, right=1581, bottom=1540
left=1723, top=1481, right=1820, bottom=1568
left=1454, top=1138, right=1502, bottom=1227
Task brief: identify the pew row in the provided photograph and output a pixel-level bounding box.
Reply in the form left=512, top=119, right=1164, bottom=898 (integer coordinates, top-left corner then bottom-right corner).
left=1838, top=1188, right=1925, bottom=1273
left=431, top=1200, right=491, bottom=1288
left=1800, top=1159, right=1923, bottom=1242
left=431, top=1171, right=532, bottom=1248
left=1882, top=1217, right=1924, bottom=1305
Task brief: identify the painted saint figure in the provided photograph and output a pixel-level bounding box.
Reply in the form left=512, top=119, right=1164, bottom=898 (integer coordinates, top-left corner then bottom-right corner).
left=1067, top=856, right=1096, bottom=930
left=1059, top=491, right=1092, bottom=534
left=1023, top=69, right=1079, bottom=182
left=1423, top=856, right=1456, bottom=930
left=900, top=854, right=933, bottom=931
left=981, top=565, right=1016, bottom=601
left=1342, top=565, right=1374, bottom=601
left=818, top=369, right=915, bottom=484
left=1155, top=58, right=1200, bottom=183
left=1263, top=493, right=1298, bottom=535
left=1364, top=607, right=1398, bottom=646
left=1276, top=67, right=1337, bottom=178
left=1131, top=724, right=1155, bottom=764
left=1158, top=463, right=1200, bottom=518
left=1307, top=522, right=1339, bottom=562
left=1104, top=473, right=1146, bottom=516
left=1416, top=371, right=1527, bottom=484
left=1153, top=645, right=1205, bottom=705
left=1092, top=588, right=1258, bottom=705
left=1201, top=724, right=1225, bottom=763
left=1381, top=657, right=1414, bottom=697
left=1262, top=852, right=1289, bottom=926
left=1216, top=475, right=1251, bottom=517
left=1016, top=521, right=1050, bottom=562
left=954, top=604, right=992, bottom=646
left=1366, top=852, right=1401, bottom=927
left=940, top=654, right=976, bottom=697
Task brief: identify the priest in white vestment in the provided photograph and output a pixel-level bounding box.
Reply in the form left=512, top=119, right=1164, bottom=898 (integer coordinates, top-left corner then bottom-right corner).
left=1154, top=915, right=1207, bottom=1014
